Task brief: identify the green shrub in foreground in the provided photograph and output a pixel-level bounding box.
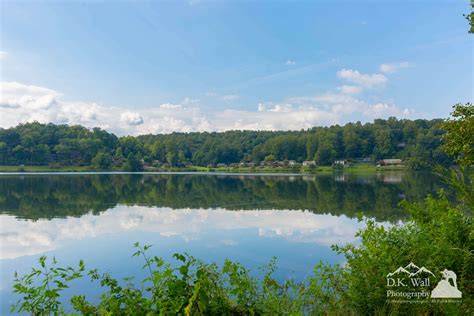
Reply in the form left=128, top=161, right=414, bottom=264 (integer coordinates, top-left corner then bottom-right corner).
left=333, top=192, right=473, bottom=315
left=11, top=245, right=346, bottom=315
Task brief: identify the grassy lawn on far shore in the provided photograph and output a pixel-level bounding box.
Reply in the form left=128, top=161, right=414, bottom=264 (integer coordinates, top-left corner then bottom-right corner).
left=0, top=165, right=91, bottom=172
left=0, top=164, right=407, bottom=173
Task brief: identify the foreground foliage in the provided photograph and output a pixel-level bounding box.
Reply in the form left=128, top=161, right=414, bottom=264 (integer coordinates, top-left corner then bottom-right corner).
left=441, top=103, right=474, bottom=167
left=11, top=190, right=473, bottom=315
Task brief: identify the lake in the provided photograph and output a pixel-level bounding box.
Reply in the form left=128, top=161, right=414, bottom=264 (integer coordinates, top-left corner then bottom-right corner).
left=0, top=172, right=442, bottom=313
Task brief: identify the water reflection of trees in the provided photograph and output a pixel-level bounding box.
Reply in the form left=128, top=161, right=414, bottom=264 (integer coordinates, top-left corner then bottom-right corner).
left=0, top=173, right=442, bottom=221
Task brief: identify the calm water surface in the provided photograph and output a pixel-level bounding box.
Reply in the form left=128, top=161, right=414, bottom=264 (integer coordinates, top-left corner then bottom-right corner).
left=0, top=172, right=442, bottom=313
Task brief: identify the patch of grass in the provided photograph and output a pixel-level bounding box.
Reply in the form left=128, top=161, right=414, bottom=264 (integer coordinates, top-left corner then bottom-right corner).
left=343, top=164, right=407, bottom=172
left=0, top=165, right=91, bottom=172
left=0, top=164, right=407, bottom=174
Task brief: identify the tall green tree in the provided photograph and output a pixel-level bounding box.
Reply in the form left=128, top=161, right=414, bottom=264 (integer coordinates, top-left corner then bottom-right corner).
left=442, top=103, right=474, bottom=167
left=165, top=143, right=179, bottom=167
left=123, top=154, right=143, bottom=172
left=92, top=152, right=113, bottom=170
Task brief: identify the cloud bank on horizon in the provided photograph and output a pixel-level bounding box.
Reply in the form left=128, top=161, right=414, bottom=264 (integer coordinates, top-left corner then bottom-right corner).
left=0, top=65, right=417, bottom=136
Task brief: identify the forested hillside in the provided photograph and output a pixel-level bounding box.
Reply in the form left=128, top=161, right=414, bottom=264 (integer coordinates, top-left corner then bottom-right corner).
left=0, top=117, right=452, bottom=169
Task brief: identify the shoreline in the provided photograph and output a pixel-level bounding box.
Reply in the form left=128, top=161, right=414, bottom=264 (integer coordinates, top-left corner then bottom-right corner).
left=0, top=165, right=408, bottom=174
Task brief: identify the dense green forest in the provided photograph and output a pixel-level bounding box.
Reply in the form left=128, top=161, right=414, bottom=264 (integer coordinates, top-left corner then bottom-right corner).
left=0, top=117, right=452, bottom=170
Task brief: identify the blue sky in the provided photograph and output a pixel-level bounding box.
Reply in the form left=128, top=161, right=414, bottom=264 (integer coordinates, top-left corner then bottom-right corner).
left=0, top=0, right=472, bottom=135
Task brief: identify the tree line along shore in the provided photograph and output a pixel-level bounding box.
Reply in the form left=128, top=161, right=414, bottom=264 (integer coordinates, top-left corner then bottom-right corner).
left=0, top=117, right=453, bottom=172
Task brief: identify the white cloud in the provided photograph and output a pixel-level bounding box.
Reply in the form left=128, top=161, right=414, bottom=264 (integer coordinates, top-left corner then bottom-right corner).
left=288, top=93, right=415, bottom=120
left=379, top=62, right=413, bottom=73
left=337, top=85, right=362, bottom=95
left=159, top=103, right=182, bottom=109
left=0, top=81, right=416, bottom=136
left=0, top=51, right=7, bottom=60
left=257, top=102, right=293, bottom=112
left=286, top=59, right=296, bottom=65
left=337, top=68, right=387, bottom=87
left=120, top=111, right=144, bottom=126
left=0, top=81, right=115, bottom=131
left=364, top=103, right=415, bottom=118
left=0, top=206, right=364, bottom=259
left=1, top=81, right=58, bottom=98
left=215, top=107, right=340, bottom=131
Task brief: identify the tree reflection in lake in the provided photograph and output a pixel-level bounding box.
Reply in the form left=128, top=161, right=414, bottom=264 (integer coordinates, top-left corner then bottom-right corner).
left=0, top=172, right=441, bottom=221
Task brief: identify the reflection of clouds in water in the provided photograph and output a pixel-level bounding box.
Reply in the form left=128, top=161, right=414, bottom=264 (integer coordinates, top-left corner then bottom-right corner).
left=120, top=214, right=143, bottom=229
left=221, top=239, right=238, bottom=246
left=0, top=206, right=364, bottom=260
left=0, top=228, right=54, bottom=259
